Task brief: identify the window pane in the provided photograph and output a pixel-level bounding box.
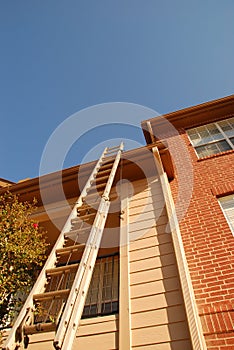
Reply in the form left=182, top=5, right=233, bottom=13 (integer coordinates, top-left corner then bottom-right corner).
left=85, top=261, right=101, bottom=305
left=187, top=130, right=201, bottom=146
left=187, top=117, right=234, bottom=158
left=218, top=117, right=234, bottom=137
left=198, top=127, right=211, bottom=143
left=206, top=124, right=223, bottom=142
left=219, top=195, right=234, bottom=235
left=188, top=124, right=223, bottom=146
left=102, top=259, right=113, bottom=301
left=82, top=255, right=119, bottom=318
left=216, top=140, right=232, bottom=152
left=230, top=137, right=234, bottom=146
left=199, top=124, right=222, bottom=144
left=196, top=143, right=218, bottom=158
left=196, top=141, right=231, bottom=158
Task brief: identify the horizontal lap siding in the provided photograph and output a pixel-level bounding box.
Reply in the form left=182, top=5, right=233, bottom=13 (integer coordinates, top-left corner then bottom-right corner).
left=130, top=264, right=179, bottom=285
left=129, top=178, right=192, bottom=349
left=130, top=253, right=176, bottom=273
left=73, top=315, right=118, bottom=349
left=131, top=340, right=193, bottom=350
left=131, top=277, right=181, bottom=298
left=27, top=333, right=54, bottom=350
left=132, top=322, right=191, bottom=347
left=27, top=315, right=118, bottom=350
left=131, top=290, right=184, bottom=313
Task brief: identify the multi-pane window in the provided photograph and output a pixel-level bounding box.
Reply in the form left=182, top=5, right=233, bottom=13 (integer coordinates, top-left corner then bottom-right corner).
left=219, top=194, right=234, bottom=236
left=33, top=254, right=119, bottom=324
left=82, top=254, right=119, bottom=318
left=187, top=117, right=234, bottom=158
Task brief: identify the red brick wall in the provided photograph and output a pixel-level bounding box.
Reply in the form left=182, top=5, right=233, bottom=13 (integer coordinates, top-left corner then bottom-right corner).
left=168, top=130, right=234, bottom=350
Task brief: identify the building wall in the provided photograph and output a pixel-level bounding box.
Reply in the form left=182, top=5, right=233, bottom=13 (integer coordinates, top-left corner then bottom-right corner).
left=15, top=315, right=118, bottom=350
left=5, top=174, right=194, bottom=350
left=168, top=130, right=234, bottom=350
left=128, top=177, right=193, bottom=349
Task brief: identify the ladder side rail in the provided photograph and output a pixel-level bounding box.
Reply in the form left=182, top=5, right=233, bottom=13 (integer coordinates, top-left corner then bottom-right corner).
left=77, top=147, right=108, bottom=205
left=3, top=148, right=108, bottom=350
left=53, top=199, right=110, bottom=349
left=59, top=200, right=110, bottom=350
left=54, top=143, right=123, bottom=349
left=102, top=141, right=124, bottom=200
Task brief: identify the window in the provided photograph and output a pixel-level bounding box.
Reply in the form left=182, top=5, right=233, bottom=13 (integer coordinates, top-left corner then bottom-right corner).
left=187, top=117, right=234, bottom=158
left=33, top=254, right=119, bottom=324
left=82, top=254, right=119, bottom=318
left=219, top=194, right=234, bottom=236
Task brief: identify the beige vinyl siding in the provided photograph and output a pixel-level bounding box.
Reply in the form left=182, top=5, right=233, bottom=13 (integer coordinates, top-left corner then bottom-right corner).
left=73, top=315, right=118, bottom=349
left=129, top=178, right=193, bottom=349
left=25, top=315, right=118, bottom=350
left=22, top=332, right=54, bottom=350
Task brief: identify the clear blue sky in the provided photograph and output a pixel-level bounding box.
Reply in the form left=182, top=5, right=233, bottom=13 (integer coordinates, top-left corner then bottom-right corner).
left=0, top=1, right=233, bottom=182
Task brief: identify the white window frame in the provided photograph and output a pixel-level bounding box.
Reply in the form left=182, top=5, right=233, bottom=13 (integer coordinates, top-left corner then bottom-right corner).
left=187, top=117, right=234, bottom=158
left=218, top=194, right=234, bottom=236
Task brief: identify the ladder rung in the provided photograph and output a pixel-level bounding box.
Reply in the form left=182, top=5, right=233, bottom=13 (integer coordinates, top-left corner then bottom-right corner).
left=105, top=149, right=119, bottom=154
left=87, top=185, right=105, bottom=193
left=99, top=163, right=114, bottom=170
left=46, top=263, right=79, bottom=276
left=87, top=183, right=106, bottom=192
left=24, top=322, right=56, bottom=335
left=33, top=289, right=70, bottom=302
left=75, top=212, right=96, bottom=220
left=56, top=244, right=85, bottom=256
left=83, top=192, right=100, bottom=201
left=64, top=233, right=89, bottom=243
left=107, top=145, right=119, bottom=151
left=87, top=183, right=106, bottom=195
left=101, top=155, right=115, bottom=162
left=77, top=209, right=96, bottom=217
left=96, top=169, right=111, bottom=177
left=104, top=157, right=117, bottom=164
left=105, top=151, right=118, bottom=156
left=77, top=202, right=99, bottom=212
left=71, top=217, right=94, bottom=226
left=77, top=207, right=95, bottom=214
left=94, top=175, right=110, bottom=183
left=64, top=227, right=90, bottom=238
left=83, top=188, right=117, bottom=203
left=85, top=183, right=106, bottom=198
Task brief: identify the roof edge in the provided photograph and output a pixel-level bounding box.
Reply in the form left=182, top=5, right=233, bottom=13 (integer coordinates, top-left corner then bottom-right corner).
left=142, top=94, right=234, bottom=126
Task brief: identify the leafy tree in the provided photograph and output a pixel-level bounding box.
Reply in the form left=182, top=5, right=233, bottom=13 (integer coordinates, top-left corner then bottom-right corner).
left=0, top=191, right=48, bottom=328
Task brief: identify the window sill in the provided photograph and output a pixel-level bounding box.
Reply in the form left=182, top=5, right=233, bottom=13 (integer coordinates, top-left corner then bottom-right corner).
left=197, top=149, right=234, bottom=162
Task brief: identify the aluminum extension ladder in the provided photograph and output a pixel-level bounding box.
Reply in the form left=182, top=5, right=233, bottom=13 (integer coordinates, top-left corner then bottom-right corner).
left=3, top=142, right=124, bottom=350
